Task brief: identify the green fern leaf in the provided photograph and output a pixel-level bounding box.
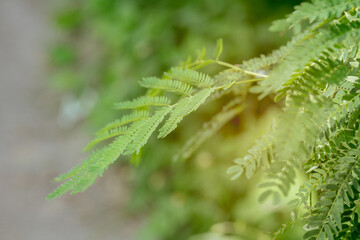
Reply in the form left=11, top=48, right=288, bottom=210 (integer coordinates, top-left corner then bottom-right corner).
left=114, top=96, right=171, bottom=109
left=96, top=110, right=150, bottom=136
left=84, top=126, right=128, bottom=151
left=139, top=77, right=193, bottom=96
left=270, top=0, right=360, bottom=33
left=256, top=19, right=360, bottom=98
left=228, top=131, right=274, bottom=180
left=125, top=106, right=171, bottom=154
left=54, top=162, right=83, bottom=183
left=158, top=88, right=214, bottom=138
left=47, top=119, right=149, bottom=199
left=164, top=67, right=214, bottom=88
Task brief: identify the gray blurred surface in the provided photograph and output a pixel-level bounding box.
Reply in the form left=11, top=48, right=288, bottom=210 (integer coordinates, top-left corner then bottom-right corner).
left=0, top=0, right=139, bottom=239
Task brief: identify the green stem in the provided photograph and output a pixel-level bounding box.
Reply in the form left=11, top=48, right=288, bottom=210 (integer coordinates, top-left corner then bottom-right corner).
left=214, top=78, right=265, bottom=90
left=215, top=60, right=269, bottom=78
left=185, top=59, right=269, bottom=78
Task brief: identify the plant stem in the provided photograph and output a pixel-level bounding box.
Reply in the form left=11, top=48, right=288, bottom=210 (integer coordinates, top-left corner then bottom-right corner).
left=185, top=59, right=268, bottom=78
left=215, top=60, right=268, bottom=78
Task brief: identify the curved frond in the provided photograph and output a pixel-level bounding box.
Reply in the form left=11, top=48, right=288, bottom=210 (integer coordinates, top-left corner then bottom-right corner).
left=47, top=119, right=148, bottom=199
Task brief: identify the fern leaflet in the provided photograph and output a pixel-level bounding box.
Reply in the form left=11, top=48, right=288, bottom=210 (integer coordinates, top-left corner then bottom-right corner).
left=125, top=107, right=171, bottom=154
left=84, top=126, right=128, bottom=151
left=96, top=110, right=150, bottom=136
left=158, top=88, right=214, bottom=138
left=164, top=67, right=214, bottom=88
left=114, top=96, right=171, bottom=109
left=139, top=77, right=193, bottom=96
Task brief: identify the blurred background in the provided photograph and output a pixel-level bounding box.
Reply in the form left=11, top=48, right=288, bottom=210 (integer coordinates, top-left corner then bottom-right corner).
left=0, top=0, right=304, bottom=239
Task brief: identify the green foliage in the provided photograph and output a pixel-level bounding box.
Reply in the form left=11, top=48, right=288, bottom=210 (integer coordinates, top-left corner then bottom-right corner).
left=48, top=0, right=360, bottom=239
left=270, top=0, right=360, bottom=33
left=49, top=48, right=258, bottom=198
left=227, top=3, right=360, bottom=239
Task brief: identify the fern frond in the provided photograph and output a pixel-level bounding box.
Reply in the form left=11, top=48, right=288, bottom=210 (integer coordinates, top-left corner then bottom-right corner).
left=84, top=126, right=128, bottom=151
left=96, top=110, right=150, bottom=136
left=256, top=18, right=360, bottom=98
left=240, top=43, right=291, bottom=72
left=158, top=88, right=214, bottom=138
left=292, top=94, right=360, bottom=238
left=139, top=77, right=193, bottom=96
left=228, top=130, right=274, bottom=180
left=270, top=0, right=360, bottom=33
left=339, top=199, right=360, bottom=239
left=46, top=149, right=105, bottom=199
left=239, top=56, right=351, bottom=199
left=49, top=78, right=216, bottom=198
left=277, top=58, right=349, bottom=102
left=47, top=119, right=149, bottom=199
left=54, top=162, right=83, bottom=183
left=114, top=96, right=171, bottom=109
left=164, top=67, right=215, bottom=88
left=261, top=97, right=347, bottom=197
left=304, top=150, right=360, bottom=240
left=125, top=106, right=171, bottom=154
